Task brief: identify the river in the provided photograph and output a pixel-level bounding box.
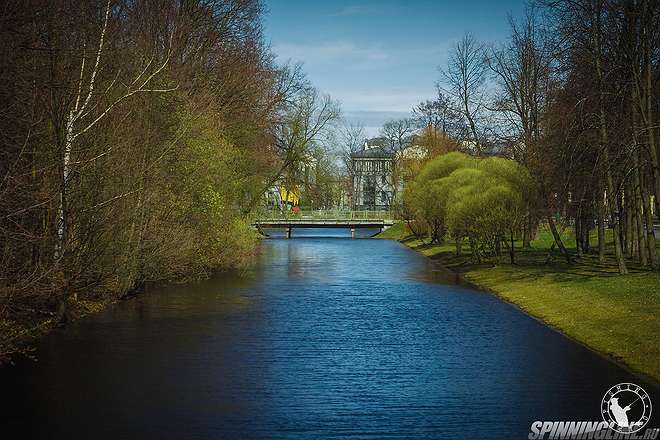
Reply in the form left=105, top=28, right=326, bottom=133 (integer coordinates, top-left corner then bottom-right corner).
left=2, top=230, right=658, bottom=439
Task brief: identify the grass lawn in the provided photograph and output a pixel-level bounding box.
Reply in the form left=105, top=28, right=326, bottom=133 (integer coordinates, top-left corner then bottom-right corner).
left=377, top=222, right=660, bottom=382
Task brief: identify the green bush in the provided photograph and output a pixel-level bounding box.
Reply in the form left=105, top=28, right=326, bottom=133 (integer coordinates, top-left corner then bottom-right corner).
left=406, top=152, right=534, bottom=262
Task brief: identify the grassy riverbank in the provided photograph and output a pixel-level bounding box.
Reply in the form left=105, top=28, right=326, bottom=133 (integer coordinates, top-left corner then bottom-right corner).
left=378, top=223, right=660, bottom=382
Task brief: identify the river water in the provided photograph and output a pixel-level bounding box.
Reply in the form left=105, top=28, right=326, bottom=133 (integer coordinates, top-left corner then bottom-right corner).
left=2, top=230, right=658, bottom=439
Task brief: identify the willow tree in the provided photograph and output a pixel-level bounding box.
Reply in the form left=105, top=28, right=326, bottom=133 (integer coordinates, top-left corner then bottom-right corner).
left=406, top=152, right=533, bottom=263
left=403, top=152, right=475, bottom=243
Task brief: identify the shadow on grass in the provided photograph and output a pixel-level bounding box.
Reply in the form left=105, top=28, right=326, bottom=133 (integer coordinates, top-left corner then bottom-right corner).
left=400, top=233, right=653, bottom=283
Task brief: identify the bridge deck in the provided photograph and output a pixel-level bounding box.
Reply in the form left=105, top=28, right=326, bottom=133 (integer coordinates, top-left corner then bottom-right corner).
left=254, top=219, right=394, bottom=228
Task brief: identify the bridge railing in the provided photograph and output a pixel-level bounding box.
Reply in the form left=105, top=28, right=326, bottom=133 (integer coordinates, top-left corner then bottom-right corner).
left=256, top=210, right=396, bottom=221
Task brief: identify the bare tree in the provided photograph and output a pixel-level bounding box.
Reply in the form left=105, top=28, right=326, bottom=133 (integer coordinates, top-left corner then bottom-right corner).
left=380, top=118, right=416, bottom=152
left=338, top=121, right=365, bottom=176
left=486, top=8, right=570, bottom=255
left=488, top=10, right=552, bottom=165
left=439, top=33, right=489, bottom=155
left=412, top=90, right=458, bottom=136
left=266, top=84, right=340, bottom=211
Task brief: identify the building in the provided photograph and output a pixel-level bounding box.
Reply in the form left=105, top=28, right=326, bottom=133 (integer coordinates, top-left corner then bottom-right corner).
left=351, top=142, right=395, bottom=210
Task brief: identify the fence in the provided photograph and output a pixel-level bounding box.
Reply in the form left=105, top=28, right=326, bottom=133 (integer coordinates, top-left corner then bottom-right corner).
left=258, top=209, right=396, bottom=221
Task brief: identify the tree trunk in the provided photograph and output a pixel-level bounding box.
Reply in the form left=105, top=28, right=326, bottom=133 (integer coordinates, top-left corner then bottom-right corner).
left=576, top=206, right=584, bottom=258
left=592, top=1, right=627, bottom=274
left=510, top=230, right=515, bottom=264
left=523, top=212, right=534, bottom=248
left=633, top=151, right=649, bottom=266
left=639, top=167, right=658, bottom=269
left=547, top=215, right=570, bottom=263
left=603, top=153, right=628, bottom=274
left=470, top=237, right=481, bottom=263
left=624, top=185, right=631, bottom=257
left=597, top=189, right=606, bottom=263
left=584, top=214, right=591, bottom=252
left=642, top=12, right=660, bottom=219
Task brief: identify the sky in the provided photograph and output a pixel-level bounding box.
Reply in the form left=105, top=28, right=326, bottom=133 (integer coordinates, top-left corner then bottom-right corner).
left=263, top=0, right=526, bottom=136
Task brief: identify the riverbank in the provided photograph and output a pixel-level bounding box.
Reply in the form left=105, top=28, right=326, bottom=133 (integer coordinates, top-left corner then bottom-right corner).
left=1, top=298, right=114, bottom=363
left=378, top=223, right=660, bottom=383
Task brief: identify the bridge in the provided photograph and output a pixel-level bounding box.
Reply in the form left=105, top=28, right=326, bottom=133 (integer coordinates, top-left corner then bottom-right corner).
left=253, top=211, right=395, bottom=238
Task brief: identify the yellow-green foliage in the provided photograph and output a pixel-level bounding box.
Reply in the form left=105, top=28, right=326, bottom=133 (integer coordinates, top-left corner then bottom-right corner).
left=181, top=112, right=259, bottom=271
left=404, top=152, right=477, bottom=240
left=448, top=182, right=522, bottom=244
left=135, top=111, right=259, bottom=281
left=407, top=152, right=533, bottom=254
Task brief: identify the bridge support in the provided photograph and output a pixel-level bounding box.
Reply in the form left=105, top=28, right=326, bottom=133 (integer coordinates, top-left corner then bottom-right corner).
left=351, top=227, right=355, bottom=239
left=286, top=227, right=292, bottom=239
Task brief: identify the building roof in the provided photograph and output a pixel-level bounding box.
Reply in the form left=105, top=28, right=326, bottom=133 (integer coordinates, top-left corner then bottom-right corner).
left=351, top=145, right=394, bottom=159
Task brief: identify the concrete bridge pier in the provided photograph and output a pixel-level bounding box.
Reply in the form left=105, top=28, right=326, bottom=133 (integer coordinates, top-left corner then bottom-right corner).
left=286, top=227, right=292, bottom=239
left=351, top=227, right=355, bottom=239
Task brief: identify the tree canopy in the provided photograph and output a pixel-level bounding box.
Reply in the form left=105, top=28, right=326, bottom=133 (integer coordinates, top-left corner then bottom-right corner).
left=404, top=152, right=534, bottom=263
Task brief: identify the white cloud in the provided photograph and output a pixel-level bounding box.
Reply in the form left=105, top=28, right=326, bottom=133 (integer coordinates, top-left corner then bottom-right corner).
left=342, top=110, right=414, bottom=137
left=334, top=90, right=429, bottom=112
left=272, top=39, right=453, bottom=113
left=274, top=41, right=390, bottom=66
left=274, top=39, right=453, bottom=72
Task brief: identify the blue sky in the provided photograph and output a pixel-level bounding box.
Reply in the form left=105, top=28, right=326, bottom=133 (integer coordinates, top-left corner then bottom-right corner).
left=264, top=0, right=526, bottom=135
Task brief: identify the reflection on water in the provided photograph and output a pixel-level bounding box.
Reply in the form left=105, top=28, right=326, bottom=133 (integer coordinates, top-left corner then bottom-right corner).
left=1, top=230, right=658, bottom=439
